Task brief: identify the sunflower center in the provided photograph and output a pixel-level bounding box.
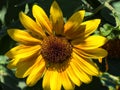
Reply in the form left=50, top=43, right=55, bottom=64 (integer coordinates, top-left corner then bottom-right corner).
left=41, top=36, right=72, bottom=65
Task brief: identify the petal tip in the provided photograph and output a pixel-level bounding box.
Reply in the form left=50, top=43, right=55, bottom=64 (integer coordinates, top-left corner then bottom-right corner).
left=79, top=10, right=85, bottom=14
left=32, top=4, right=40, bottom=11
left=19, top=11, right=25, bottom=19
left=52, top=0, right=58, bottom=4
left=7, top=29, right=14, bottom=36
left=95, top=19, right=101, bottom=24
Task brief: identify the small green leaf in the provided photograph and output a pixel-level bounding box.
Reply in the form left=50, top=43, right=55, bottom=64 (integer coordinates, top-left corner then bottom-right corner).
left=99, top=24, right=113, bottom=36
left=100, top=72, right=120, bottom=90
left=0, top=55, right=8, bottom=64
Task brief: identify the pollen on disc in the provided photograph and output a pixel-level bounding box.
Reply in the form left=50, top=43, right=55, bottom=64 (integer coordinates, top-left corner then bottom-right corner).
left=41, top=36, right=72, bottom=64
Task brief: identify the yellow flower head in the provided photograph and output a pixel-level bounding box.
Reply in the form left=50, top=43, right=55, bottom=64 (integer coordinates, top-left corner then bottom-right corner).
left=6, top=1, right=108, bottom=90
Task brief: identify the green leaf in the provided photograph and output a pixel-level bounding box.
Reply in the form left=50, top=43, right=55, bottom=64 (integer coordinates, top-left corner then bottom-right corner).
left=111, top=1, right=120, bottom=28
left=0, top=55, right=21, bottom=90
left=0, top=55, right=8, bottom=64
left=99, top=24, right=113, bottom=36
left=100, top=72, right=120, bottom=90
left=112, top=1, right=120, bottom=12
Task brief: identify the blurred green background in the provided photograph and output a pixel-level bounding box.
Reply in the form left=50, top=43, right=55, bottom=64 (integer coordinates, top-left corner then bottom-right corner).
left=0, top=0, right=120, bottom=90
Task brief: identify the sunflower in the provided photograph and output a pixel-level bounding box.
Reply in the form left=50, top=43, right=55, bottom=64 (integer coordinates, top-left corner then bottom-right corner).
left=6, top=1, right=108, bottom=90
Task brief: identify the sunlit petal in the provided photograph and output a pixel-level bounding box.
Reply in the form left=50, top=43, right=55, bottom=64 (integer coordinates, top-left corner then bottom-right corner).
left=70, top=59, right=92, bottom=83
left=60, top=71, right=75, bottom=90
left=15, top=59, right=36, bottom=78
left=15, top=55, right=43, bottom=78
left=73, top=35, right=107, bottom=48
left=50, top=1, right=64, bottom=35
left=66, top=65, right=81, bottom=86
left=81, top=19, right=101, bottom=37
left=72, top=52, right=99, bottom=76
left=7, top=29, right=41, bottom=45
left=73, top=48, right=108, bottom=59
left=6, top=45, right=40, bottom=58
left=19, top=12, right=46, bottom=38
left=42, top=70, right=51, bottom=90
left=6, top=45, right=41, bottom=66
left=64, top=10, right=85, bottom=39
left=32, top=5, right=52, bottom=35
left=6, top=45, right=25, bottom=58
left=26, top=59, right=45, bottom=86
left=50, top=70, right=61, bottom=90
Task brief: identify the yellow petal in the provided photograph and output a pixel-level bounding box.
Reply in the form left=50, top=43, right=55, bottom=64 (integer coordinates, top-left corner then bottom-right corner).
left=66, top=65, right=81, bottom=86
left=73, top=47, right=108, bottom=59
left=81, top=19, right=101, bottom=37
left=7, top=29, right=41, bottom=45
left=70, top=60, right=92, bottom=83
left=6, top=45, right=24, bottom=58
left=32, top=5, right=52, bottom=35
left=15, top=59, right=35, bottom=78
left=65, top=26, right=85, bottom=40
left=19, top=12, right=46, bottom=38
left=15, top=55, right=43, bottom=78
left=73, top=35, right=107, bottom=49
left=42, top=70, right=51, bottom=90
left=26, top=59, right=45, bottom=86
left=98, top=58, right=103, bottom=63
left=64, top=10, right=85, bottom=39
left=71, top=37, right=85, bottom=45
left=6, top=45, right=40, bottom=58
left=70, top=19, right=101, bottom=41
left=60, top=71, right=75, bottom=90
left=50, top=71, right=61, bottom=90
left=7, top=59, right=17, bottom=69
left=50, top=1, right=64, bottom=35
left=6, top=45, right=41, bottom=66
left=72, top=52, right=99, bottom=76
